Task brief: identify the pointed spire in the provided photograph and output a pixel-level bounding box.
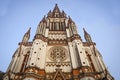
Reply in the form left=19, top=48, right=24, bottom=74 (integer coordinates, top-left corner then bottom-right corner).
left=83, top=28, right=92, bottom=42
left=22, top=27, right=31, bottom=43
left=68, top=16, right=72, bottom=21
left=62, top=10, right=66, bottom=17
left=53, top=4, right=60, bottom=13
left=48, top=10, right=51, bottom=14
left=83, top=28, right=88, bottom=35
left=47, top=4, right=67, bottom=18
left=68, top=16, right=74, bottom=23
left=47, top=10, right=52, bottom=17
left=41, top=15, right=46, bottom=22
left=27, top=27, right=31, bottom=34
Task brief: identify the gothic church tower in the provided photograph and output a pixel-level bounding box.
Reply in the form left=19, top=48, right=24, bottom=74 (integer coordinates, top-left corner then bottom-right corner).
left=3, top=4, right=114, bottom=80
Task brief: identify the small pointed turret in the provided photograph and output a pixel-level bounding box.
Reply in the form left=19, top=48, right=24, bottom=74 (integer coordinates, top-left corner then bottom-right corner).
left=68, top=16, right=74, bottom=23
left=22, top=27, right=31, bottom=43
left=62, top=10, right=66, bottom=17
left=47, top=10, right=52, bottom=17
left=83, top=28, right=92, bottom=42
left=41, top=15, right=46, bottom=22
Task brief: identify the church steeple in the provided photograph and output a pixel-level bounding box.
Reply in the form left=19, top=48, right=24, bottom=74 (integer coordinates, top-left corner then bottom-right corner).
left=83, top=28, right=92, bottom=42
left=4, top=4, right=114, bottom=80
left=22, top=28, right=31, bottom=43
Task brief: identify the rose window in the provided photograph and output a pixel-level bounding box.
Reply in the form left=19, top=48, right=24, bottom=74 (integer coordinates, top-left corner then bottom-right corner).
left=48, top=47, right=67, bottom=62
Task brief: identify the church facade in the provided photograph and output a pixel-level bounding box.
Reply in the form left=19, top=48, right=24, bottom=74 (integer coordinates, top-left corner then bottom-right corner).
left=3, top=4, right=114, bottom=80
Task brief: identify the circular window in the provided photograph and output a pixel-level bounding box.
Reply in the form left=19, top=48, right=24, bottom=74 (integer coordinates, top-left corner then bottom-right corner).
left=48, top=46, right=67, bottom=62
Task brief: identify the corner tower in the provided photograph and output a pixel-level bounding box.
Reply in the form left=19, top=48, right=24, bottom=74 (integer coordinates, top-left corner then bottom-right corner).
left=3, top=4, right=114, bottom=80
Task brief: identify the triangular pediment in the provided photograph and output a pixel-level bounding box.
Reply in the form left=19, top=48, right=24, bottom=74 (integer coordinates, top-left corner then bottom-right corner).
left=53, top=69, right=66, bottom=80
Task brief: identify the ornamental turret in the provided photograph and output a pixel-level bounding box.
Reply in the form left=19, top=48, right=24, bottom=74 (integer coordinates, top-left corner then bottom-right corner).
left=83, top=28, right=92, bottom=43
left=22, top=28, right=31, bottom=43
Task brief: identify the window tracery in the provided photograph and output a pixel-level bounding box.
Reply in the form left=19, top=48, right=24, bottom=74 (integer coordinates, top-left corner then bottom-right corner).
left=48, top=47, right=67, bottom=62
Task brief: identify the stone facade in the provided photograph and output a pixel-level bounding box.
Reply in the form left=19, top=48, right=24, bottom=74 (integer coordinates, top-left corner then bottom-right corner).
left=3, top=4, right=114, bottom=80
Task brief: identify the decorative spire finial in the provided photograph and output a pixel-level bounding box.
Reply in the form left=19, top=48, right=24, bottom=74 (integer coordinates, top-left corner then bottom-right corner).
left=22, top=27, right=31, bottom=43
left=62, top=10, right=66, bottom=17
left=27, top=27, right=31, bottom=34
left=83, top=28, right=92, bottom=42
left=41, top=15, right=46, bottom=22
left=68, top=16, right=74, bottom=23
left=83, top=28, right=88, bottom=35
left=47, top=10, right=52, bottom=17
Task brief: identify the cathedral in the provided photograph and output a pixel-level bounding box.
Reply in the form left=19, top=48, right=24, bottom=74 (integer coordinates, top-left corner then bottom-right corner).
left=3, top=4, right=114, bottom=80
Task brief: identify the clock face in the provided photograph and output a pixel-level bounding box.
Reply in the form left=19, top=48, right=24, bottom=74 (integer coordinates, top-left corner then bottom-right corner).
left=48, top=46, right=67, bottom=62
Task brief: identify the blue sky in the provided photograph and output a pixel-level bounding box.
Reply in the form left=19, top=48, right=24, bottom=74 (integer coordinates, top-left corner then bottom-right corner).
left=0, top=0, right=120, bottom=79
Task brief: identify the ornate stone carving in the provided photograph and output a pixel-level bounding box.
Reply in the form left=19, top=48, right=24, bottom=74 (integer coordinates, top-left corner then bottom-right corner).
left=48, top=46, right=68, bottom=62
